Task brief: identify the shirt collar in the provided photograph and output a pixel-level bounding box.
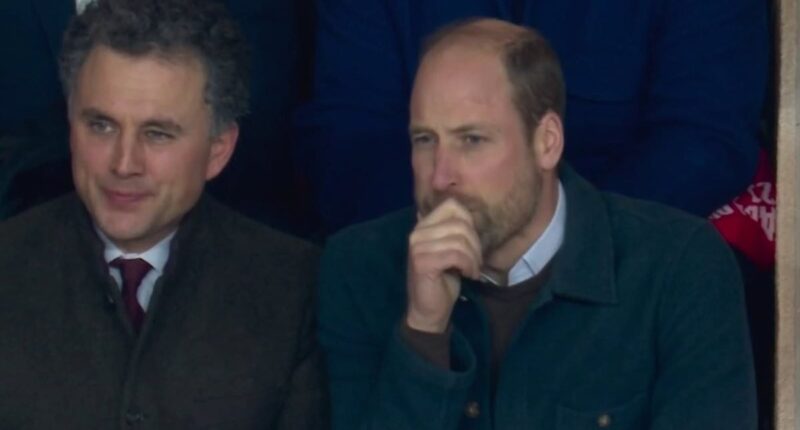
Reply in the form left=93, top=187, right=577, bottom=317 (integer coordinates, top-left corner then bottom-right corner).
left=96, top=228, right=176, bottom=275
left=506, top=181, right=567, bottom=286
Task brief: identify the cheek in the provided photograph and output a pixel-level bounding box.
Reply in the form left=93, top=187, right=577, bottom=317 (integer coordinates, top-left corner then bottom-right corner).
left=411, top=152, right=434, bottom=184
left=469, top=155, right=531, bottom=208
left=70, top=139, right=107, bottom=177
left=152, top=145, right=213, bottom=190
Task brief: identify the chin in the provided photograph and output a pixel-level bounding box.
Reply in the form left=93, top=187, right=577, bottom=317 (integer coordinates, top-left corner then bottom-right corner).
left=95, top=211, right=145, bottom=239
left=100, top=226, right=141, bottom=244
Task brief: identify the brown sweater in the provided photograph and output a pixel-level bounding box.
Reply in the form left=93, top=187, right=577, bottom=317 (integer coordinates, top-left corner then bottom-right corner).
left=401, top=266, right=552, bottom=389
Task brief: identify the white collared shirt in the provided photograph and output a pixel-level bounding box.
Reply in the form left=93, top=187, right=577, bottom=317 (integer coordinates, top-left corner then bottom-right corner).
left=75, top=0, right=92, bottom=14
left=97, top=229, right=176, bottom=311
left=506, top=181, right=567, bottom=286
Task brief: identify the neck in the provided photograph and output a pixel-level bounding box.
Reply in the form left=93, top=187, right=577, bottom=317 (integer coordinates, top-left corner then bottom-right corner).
left=98, top=226, right=178, bottom=255
left=484, top=178, right=559, bottom=278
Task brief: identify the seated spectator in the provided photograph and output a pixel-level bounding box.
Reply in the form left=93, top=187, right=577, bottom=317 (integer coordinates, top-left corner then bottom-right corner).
left=0, top=1, right=327, bottom=427
left=318, top=20, right=756, bottom=429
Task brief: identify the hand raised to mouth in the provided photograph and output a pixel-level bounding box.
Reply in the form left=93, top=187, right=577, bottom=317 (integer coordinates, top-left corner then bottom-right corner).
left=405, top=198, right=483, bottom=334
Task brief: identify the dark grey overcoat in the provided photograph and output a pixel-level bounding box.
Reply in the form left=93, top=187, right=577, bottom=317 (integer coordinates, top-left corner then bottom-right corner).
left=0, top=194, right=328, bottom=429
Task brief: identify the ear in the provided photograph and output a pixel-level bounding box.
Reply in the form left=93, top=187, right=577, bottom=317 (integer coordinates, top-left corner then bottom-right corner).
left=205, top=123, right=239, bottom=180
left=531, top=111, right=564, bottom=172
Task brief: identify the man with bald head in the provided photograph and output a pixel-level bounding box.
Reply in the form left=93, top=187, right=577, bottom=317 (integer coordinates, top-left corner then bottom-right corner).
left=318, top=19, right=756, bottom=429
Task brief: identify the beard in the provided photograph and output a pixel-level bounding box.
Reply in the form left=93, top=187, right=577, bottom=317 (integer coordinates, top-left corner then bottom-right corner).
left=417, top=167, right=543, bottom=256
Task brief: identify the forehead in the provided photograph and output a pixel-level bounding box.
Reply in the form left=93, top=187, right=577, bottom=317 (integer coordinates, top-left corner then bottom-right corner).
left=71, top=45, right=208, bottom=119
left=410, top=45, right=514, bottom=122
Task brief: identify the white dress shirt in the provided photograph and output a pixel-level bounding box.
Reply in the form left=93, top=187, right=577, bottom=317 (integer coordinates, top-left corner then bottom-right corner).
left=506, top=181, right=567, bottom=286
left=97, top=229, right=176, bottom=311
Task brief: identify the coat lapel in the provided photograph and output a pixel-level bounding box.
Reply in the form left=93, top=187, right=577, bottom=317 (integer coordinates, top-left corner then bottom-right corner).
left=546, top=165, right=618, bottom=305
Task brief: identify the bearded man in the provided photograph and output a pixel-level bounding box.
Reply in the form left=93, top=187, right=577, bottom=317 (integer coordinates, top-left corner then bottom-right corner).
left=317, top=18, right=756, bottom=430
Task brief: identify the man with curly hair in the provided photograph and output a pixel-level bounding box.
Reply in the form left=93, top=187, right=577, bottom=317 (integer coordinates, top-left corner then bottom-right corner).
left=0, top=0, right=327, bottom=428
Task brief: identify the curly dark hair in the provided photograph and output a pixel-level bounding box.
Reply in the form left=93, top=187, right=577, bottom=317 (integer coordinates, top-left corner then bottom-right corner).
left=60, top=0, right=250, bottom=135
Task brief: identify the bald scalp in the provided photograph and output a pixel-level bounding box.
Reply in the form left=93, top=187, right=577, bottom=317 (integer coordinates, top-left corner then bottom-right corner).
left=421, top=18, right=528, bottom=57
left=418, top=18, right=565, bottom=137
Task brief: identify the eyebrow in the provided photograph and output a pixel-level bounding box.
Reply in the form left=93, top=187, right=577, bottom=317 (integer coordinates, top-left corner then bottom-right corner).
left=79, top=108, right=114, bottom=122
left=142, top=118, right=183, bottom=135
left=409, top=123, right=492, bottom=135
left=448, top=124, right=490, bottom=134
left=408, top=125, right=434, bottom=135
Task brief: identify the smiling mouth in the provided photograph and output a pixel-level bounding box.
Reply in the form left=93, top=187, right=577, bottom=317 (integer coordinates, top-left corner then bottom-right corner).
left=103, top=189, right=150, bottom=207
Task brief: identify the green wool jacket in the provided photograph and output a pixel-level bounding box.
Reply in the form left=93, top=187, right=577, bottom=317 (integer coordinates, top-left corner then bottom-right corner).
left=318, top=166, right=756, bottom=430
left=0, top=194, right=328, bottom=429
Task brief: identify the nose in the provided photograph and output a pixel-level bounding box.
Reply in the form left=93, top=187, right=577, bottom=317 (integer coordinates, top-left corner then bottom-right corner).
left=431, top=146, right=459, bottom=191
left=110, top=133, right=145, bottom=177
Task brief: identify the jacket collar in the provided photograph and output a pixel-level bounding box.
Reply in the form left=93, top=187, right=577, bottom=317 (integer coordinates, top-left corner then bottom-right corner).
left=545, top=164, right=617, bottom=305
left=454, top=165, right=617, bottom=307
left=72, top=193, right=211, bottom=278
left=70, top=193, right=213, bottom=336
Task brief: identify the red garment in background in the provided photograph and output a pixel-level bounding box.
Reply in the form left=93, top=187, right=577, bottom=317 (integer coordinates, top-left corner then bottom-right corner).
left=710, top=151, right=776, bottom=271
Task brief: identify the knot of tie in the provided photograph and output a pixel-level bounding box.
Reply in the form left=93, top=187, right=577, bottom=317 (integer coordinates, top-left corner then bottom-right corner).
left=110, top=257, right=152, bottom=333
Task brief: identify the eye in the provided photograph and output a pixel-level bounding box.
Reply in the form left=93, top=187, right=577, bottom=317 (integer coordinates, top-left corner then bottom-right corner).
left=144, top=129, right=174, bottom=142
left=88, top=119, right=114, bottom=135
left=462, top=134, right=486, bottom=146
left=411, top=134, right=435, bottom=147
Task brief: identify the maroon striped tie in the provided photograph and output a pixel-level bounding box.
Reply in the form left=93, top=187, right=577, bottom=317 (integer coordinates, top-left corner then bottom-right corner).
left=109, top=258, right=152, bottom=333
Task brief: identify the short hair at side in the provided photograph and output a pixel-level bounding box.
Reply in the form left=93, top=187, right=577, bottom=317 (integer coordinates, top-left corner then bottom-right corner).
left=59, top=0, right=250, bottom=136
left=421, top=19, right=565, bottom=137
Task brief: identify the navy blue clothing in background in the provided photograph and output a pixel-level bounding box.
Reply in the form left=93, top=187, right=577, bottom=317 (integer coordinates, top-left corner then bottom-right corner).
left=296, top=0, right=769, bottom=233
left=0, top=0, right=70, bottom=134
left=0, top=0, right=72, bottom=219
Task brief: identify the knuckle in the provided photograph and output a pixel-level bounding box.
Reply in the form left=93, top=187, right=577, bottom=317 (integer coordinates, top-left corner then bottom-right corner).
left=454, top=217, right=473, bottom=232
left=443, top=249, right=467, bottom=266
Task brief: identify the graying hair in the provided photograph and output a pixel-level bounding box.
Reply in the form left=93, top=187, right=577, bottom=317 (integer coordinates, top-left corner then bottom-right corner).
left=60, top=0, right=250, bottom=136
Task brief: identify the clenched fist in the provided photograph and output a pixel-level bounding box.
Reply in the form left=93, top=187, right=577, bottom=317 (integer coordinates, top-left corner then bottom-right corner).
left=405, top=198, right=483, bottom=333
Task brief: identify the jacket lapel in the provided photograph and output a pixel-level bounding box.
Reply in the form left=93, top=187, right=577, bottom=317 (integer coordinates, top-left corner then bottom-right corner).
left=142, top=195, right=211, bottom=340
left=546, top=165, right=618, bottom=305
